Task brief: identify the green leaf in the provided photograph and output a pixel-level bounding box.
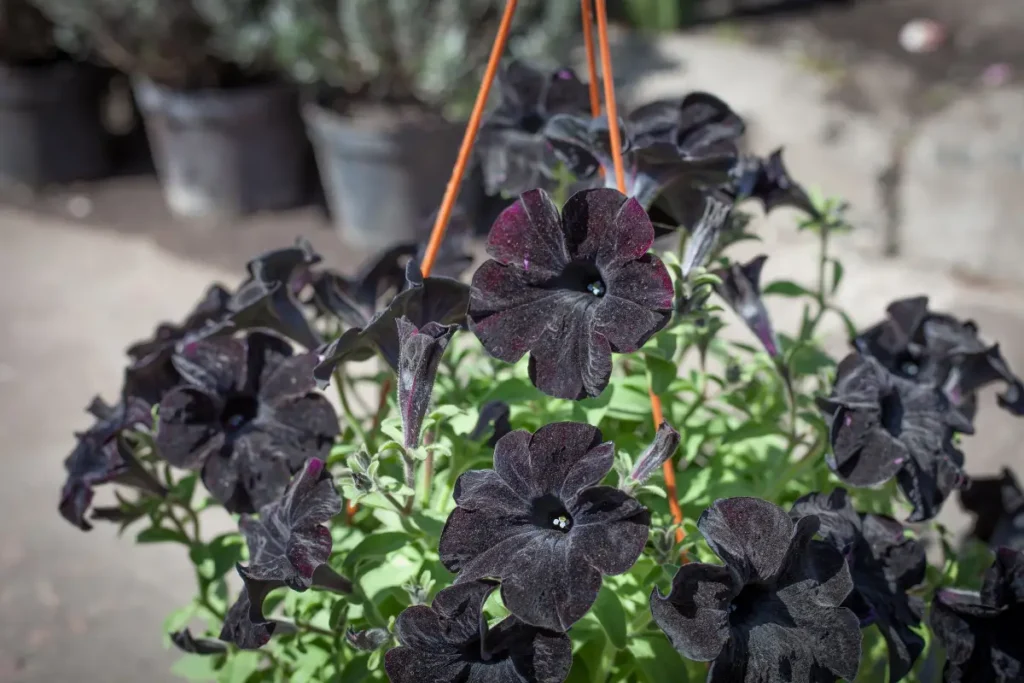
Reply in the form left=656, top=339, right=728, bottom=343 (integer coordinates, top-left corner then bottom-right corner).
left=645, top=354, right=677, bottom=395
left=763, top=280, right=813, bottom=298
left=829, top=258, right=844, bottom=294
left=170, top=474, right=198, bottom=503
left=564, top=631, right=607, bottom=683
left=343, top=532, right=412, bottom=574
left=217, top=651, right=261, bottom=683
left=206, top=534, right=245, bottom=580
left=719, top=421, right=780, bottom=445
left=591, top=585, right=628, bottom=649
left=136, top=525, right=189, bottom=545
left=172, top=655, right=221, bottom=681
left=480, top=377, right=545, bottom=405
left=162, top=602, right=197, bottom=639
left=632, top=633, right=689, bottom=683
left=679, top=467, right=712, bottom=505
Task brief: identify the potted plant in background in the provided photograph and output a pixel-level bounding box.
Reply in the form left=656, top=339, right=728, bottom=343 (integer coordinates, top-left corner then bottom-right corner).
left=0, top=0, right=110, bottom=189
left=30, top=0, right=310, bottom=220
left=266, top=0, right=579, bottom=249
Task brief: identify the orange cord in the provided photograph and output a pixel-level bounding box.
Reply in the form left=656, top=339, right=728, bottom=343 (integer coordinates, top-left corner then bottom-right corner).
left=591, top=0, right=685, bottom=545
left=420, top=0, right=519, bottom=278
left=580, top=0, right=601, bottom=117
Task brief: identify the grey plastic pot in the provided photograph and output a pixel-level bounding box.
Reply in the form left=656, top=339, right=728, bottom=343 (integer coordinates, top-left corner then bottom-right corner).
left=303, top=101, right=481, bottom=249
left=0, top=61, right=111, bottom=189
left=133, top=78, right=310, bottom=220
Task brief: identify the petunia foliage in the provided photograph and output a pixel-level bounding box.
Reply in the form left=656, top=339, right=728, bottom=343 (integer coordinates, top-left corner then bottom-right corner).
left=55, top=68, right=1024, bottom=683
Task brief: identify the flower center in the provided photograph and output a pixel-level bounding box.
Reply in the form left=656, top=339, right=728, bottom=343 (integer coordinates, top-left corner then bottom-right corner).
left=546, top=260, right=607, bottom=298
left=729, top=582, right=790, bottom=630
left=220, top=394, right=259, bottom=433
left=530, top=493, right=573, bottom=533
left=519, top=111, right=545, bottom=134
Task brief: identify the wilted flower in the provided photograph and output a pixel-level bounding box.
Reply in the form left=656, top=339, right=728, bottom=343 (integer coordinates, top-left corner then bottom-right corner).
left=817, top=353, right=973, bottom=522
left=855, top=296, right=1024, bottom=422
left=930, top=547, right=1024, bottom=682
left=477, top=60, right=592, bottom=197
left=439, top=422, right=649, bottom=631
left=313, top=261, right=470, bottom=386
left=396, top=317, right=458, bottom=449
left=624, top=421, right=680, bottom=491
left=232, top=458, right=350, bottom=637
left=792, top=489, right=927, bottom=682
left=123, top=283, right=231, bottom=405
left=156, top=331, right=339, bottom=513
left=729, top=148, right=819, bottom=217
left=544, top=92, right=740, bottom=211
left=960, top=468, right=1024, bottom=551
left=650, top=497, right=862, bottom=682
left=170, top=629, right=228, bottom=655
left=469, top=400, right=512, bottom=446
left=59, top=397, right=165, bottom=530
left=679, top=190, right=734, bottom=277
left=469, top=188, right=673, bottom=399
left=711, top=254, right=779, bottom=357
left=385, top=580, right=572, bottom=683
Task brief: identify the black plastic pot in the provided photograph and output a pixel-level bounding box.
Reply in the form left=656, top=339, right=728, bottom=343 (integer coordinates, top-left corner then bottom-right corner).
left=0, top=61, right=111, bottom=189
left=133, top=79, right=310, bottom=220
left=304, top=101, right=481, bottom=249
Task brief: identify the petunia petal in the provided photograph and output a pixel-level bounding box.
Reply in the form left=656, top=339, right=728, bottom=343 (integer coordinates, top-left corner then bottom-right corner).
left=172, top=336, right=246, bottom=395
left=561, top=189, right=654, bottom=271
left=527, top=422, right=610, bottom=498
left=451, top=469, right=528, bottom=516
left=438, top=506, right=536, bottom=576
left=258, top=393, right=340, bottom=467
left=396, top=318, right=457, bottom=449
left=570, top=487, right=650, bottom=575
left=219, top=588, right=279, bottom=650
left=257, top=352, right=318, bottom=405
left=486, top=189, right=568, bottom=277
left=491, top=430, right=538, bottom=500
left=527, top=304, right=612, bottom=399
left=698, top=497, right=796, bottom=583
left=383, top=648, right=465, bottom=683
left=651, top=563, right=735, bottom=661
left=155, top=387, right=224, bottom=470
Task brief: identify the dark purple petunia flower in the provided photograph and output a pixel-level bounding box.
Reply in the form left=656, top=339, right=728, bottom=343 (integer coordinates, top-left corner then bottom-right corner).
left=929, top=547, right=1024, bottom=682
left=170, top=628, right=228, bottom=655
left=385, top=580, right=572, bottom=683
left=227, top=458, right=351, bottom=645
left=729, top=148, right=819, bottom=218
left=219, top=587, right=296, bottom=650
left=711, top=254, right=780, bottom=357
left=817, top=353, right=974, bottom=522
left=124, top=283, right=231, bottom=405
left=396, top=317, right=458, bottom=449
left=960, top=468, right=1024, bottom=551
left=313, top=261, right=470, bottom=387
left=476, top=60, right=592, bottom=197
left=791, top=489, right=926, bottom=682
left=438, top=422, right=650, bottom=631
left=543, top=92, right=740, bottom=213
left=195, top=238, right=323, bottom=350
left=469, top=188, right=674, bottom=399
left=854, top=296, right=1024, bottom=423
left=156, top=331, right=339, bottom=513
left=59, top=397, right=165, bottom=530
left=650, top=497, right=862, bottom=683
left=469, top=400, right=513, bottom=447
left=310, top=243, right=417, bottom=330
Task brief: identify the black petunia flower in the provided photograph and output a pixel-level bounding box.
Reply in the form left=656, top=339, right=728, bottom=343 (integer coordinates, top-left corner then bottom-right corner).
left=650, top=497, right=862, bottom=683
left=960, top=468, right=1024, bottom=551
left=438, top=422, right=650, bottom=631
left=469, top=400, right=513, bottom=447
left=817, top=353, right=973, bottom=522
left=477, top=60, right=592, bottom=197
left=930, top=547, right=1024, bottom=682
left=729, top=148, right=819, bottom=218
left=156, top=331, right=339, bottom=513
left=385, top=579, right=573, bottom=683
left=219, top=586, right=295, bottom=650
left=396, top=317, right=458, bottom=449
left=854, top=296, right=1024, bottom=422
left=313, top=260, right=470, bottom=387
left=230, top=458, right=351, bottom=641
left=196, top=238, right=323, bottom=350
left=543, top=92, right=740, bottom=212
left=59, top=397, right=165, bottom=530
left=711, top=254, right=780, bottom=357
left=170, top=628, right=228, bottom=655
left=469, top=188, right=674, bottom=399
left=124, top=283, right=231, bottom=405
left=310, top=243, right=417, bottom=329
left=791, top=489, right=926, bottom=682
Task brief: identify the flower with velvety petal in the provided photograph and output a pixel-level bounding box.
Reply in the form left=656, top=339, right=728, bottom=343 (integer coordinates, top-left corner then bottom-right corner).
left=59, top=397, right=165, bottom=530
left=219, top=586, right=295, bottom=650
left=711, top=254, right=779, bottom=357
left=310, top=243, right=417, bottom=329
left=929, top=547, right=1024, bottom=682
left=854, top=296, right=1024, bottom=422
left=650, top=497, right=862, bottom=683
left=960, top=468, right=1024, bottom=551
left=156, top=331, right=339, bottom=513
left=817, top=353, right=973, bottom=522
left=313, top=261, right=470, bottom=386
left=385, top=580, right=573, bottom=683
left=232, top=458, right=351, bottom=639
left=439, top=422, right=650, bottom=631
left=469, top=188, right=674, bottom=399
left=791, top=489, right=926, bottom=682
left=477, top=60, right=592, bottom=197
left=729, top=148, right=819, bottom=217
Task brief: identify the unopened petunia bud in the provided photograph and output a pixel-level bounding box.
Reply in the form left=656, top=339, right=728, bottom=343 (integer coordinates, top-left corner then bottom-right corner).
left=396, top=317, right=457, bottom=449
left=626, top=422, right=680, bottom=491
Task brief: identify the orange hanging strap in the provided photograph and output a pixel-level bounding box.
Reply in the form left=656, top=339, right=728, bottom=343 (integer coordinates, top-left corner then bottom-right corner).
left=580, top=0, right=601, bottom=117
left=420, top=0, right=520, bottom=278
left=592, top=0, right=685, bottom=545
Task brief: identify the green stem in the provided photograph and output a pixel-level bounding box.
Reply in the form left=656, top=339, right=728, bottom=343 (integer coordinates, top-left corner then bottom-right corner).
left=335, top=368, right=369, bottom=446
left=164, top=505, right=226, bottom=621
